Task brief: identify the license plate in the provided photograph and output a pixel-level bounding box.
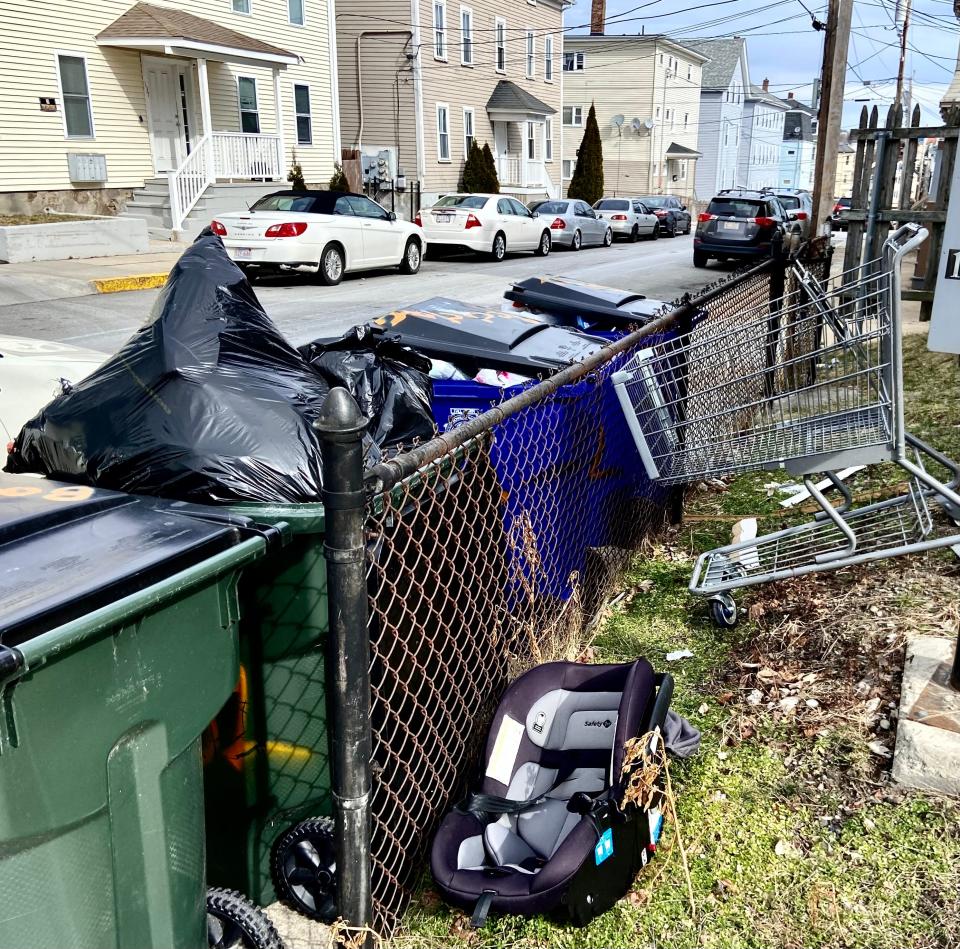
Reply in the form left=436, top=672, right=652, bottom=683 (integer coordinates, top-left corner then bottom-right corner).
left=721, top=221, right=741, bottom=232
left=234, top=247, right=252, bottom=259
left=434, top=212, right=454, bottom=223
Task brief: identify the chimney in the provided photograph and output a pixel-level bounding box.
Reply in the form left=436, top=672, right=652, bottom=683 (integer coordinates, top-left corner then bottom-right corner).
left=590, top=0, right=605, bottom=35
left=762, top=77, right=769, bottom=92
left=787, top=91, right=795, bottom=100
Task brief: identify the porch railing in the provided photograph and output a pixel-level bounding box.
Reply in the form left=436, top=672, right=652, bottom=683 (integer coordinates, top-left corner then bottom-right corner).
left=167, top=131, right=283, bottom=234
left=497, top=153, right=546, bottom=190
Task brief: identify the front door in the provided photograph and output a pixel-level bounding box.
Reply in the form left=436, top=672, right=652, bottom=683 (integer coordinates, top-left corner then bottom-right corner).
left=143, top=57, right=196, bottom=173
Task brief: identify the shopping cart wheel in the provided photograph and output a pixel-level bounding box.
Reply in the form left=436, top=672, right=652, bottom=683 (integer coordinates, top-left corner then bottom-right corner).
left=708, top=594, right=738, bottom=629
left=206, top=887, right=283, bottom=949
left=271, top=817, right=338, bottom=922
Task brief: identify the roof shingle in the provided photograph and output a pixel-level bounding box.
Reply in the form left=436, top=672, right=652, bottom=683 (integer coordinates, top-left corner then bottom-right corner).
left=486, top=80, right=556, bottom=115
left=681, top=37, right=746, bottom=91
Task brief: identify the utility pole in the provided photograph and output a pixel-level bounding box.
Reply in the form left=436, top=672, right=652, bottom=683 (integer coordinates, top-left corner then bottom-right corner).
left=811, top=0, right=854, bottom=237
left=895, top=0, right=912, bottom=111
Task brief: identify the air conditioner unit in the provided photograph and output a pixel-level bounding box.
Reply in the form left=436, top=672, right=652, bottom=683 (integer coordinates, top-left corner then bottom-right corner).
left=67, top=153, right=107, bottom=183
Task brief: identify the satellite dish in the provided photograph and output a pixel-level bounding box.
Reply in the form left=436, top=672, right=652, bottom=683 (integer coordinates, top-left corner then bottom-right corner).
left=612, top=114, right=625, bottom=128
left=631, top=118, right=642, bottom=131
left=794, top=126, right=802, bottom=134
left=643, top=118, right=656, bottom=130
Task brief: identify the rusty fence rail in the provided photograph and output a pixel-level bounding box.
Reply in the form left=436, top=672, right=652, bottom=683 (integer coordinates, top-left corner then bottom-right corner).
left=317, top=249, right=831, bottom=941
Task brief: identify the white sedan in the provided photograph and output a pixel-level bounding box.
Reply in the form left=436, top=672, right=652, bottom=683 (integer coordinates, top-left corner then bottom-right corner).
left=1, top=336, right=106, bottom=446
left=212, top=190, right=426, bottom=286
left=416, top=194, right=553, bottom=261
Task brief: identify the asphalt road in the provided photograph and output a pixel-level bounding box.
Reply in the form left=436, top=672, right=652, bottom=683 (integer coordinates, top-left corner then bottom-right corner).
left=0, top=232, right=724, bottom=353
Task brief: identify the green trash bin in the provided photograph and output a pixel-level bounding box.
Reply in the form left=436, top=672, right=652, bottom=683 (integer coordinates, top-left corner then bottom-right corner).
left=202, top=503, right=332, bottom=910
left=0, top=475, right=273, bottom=949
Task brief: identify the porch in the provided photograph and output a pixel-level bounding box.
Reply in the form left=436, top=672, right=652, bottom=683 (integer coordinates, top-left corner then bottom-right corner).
left=487, top=81, right=558, bottom=198
left=97, top=2, right=299, bottom=234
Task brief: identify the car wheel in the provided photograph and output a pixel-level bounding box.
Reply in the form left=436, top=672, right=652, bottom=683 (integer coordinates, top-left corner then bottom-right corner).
left=535, top=229, right=551, bottom=257
left=603, top=227, right=613, bottom=247
left=571, top=229, right=582, bottom=251
left=399, top=238, right=422, bottom=274
left=667, top=219, right=678, bottom=238
left=629, top=224, right=639, bottom=243
left=490, top=231, right=507, bottom=261
left=693, top=249, right=709, bottom=268
left=319, top=244, right=344, bottom=286
left=650, top=225, right=660, bottom=241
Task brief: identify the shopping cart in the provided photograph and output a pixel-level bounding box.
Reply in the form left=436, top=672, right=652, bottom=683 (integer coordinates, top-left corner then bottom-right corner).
left=613, top=225, right=960, bottom=626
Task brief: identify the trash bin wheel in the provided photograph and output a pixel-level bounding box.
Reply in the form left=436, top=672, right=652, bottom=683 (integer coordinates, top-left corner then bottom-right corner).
left=271, top=817, right=338, bottom=922
left=207, top=887, right=283, bottom=949
left=708, top=594, right=738, bottom=629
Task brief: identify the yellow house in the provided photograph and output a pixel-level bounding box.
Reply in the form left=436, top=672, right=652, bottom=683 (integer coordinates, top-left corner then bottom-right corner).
left=0, top=0, right=341, bottom=236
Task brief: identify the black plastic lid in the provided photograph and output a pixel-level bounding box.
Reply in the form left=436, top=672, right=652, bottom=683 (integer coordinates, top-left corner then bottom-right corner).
left=370, top=297, right=605, bottom=374
left=0, top=474, right=250, bottom=646
left=504, top=277, right=666, bottom=329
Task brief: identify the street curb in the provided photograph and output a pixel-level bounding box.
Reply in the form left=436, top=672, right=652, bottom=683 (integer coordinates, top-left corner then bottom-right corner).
left=91, top=273, right=168, bottom=293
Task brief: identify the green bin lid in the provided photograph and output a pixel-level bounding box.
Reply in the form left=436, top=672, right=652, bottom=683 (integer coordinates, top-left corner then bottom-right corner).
left=0, top=474, right=249, bottom=647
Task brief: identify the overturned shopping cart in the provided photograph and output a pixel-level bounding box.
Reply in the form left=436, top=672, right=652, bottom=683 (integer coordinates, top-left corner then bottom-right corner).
left=613, top=225, right=960, bottom=626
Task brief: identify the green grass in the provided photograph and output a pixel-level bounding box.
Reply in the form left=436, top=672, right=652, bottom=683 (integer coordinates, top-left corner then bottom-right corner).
left=394, top=335, right=960, bottom=948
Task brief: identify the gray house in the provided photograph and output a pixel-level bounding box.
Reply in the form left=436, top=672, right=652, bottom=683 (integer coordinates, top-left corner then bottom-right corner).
left=684, top=37, right=750, bottom=199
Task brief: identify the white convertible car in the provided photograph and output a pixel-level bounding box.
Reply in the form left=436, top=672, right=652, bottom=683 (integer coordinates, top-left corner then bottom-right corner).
left=212, top=190, right=426, bottom=286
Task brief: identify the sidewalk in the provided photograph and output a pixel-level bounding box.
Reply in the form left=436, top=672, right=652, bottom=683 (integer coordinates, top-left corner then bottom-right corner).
left=0, top=239, right=187, bottom=305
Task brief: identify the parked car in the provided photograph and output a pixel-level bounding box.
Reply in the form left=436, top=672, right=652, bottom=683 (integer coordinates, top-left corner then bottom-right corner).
left=416, top=194, right=552, bottom=260
left=527, top=199, right=613, bottom=250
left=211, top=190, right=425, bottom=286
left=764, top=188, right=813, bottom=239
left=693, top=189, right=796, bottom=268
left=1, top=336, right=106, bottom=445
left=831, top=196, right=852, bottom=230
left=634, top=194, right=692, bottom=236
left=593, top=197, right=659, bottom=242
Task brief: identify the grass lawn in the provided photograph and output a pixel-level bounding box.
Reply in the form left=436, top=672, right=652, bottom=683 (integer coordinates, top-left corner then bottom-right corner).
left=0, top=213, right=92, bottom=226
left=394, top=335, right=960, bottom=948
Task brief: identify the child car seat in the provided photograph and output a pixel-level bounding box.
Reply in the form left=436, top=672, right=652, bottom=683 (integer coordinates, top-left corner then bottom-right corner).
left=431, top=659, right=673, bottom=927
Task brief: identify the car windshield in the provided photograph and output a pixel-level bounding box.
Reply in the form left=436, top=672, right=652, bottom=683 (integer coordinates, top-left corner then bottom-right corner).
left=775, top=195, right=801, bottom=210
left=531, top=201, right=568, bottom=214
left=707, top=198, right=765, bottom=218
left=638, top=196, right=668, bottom=208
left=434, top=195, right=488, bottom=209
left=251, top=194, right=321, bottom=212
left=595, top=199, right=630, bottom=210
left=837, top=197, right=851, bottom=207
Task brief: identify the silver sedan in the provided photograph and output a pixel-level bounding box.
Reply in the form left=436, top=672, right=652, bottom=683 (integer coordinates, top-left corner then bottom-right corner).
left=527, top=199, right=613, bottom=251
left=593, top=197, right=660, bottom=242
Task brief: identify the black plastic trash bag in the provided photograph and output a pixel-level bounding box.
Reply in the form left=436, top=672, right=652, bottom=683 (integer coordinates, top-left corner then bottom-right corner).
left=6, top=235, right=330, bottom=504
left=300, top=325, right=435, bottom=449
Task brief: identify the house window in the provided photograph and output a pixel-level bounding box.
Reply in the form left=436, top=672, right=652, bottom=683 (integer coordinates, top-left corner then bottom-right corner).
left=288, top=0, right=304, bottom=25
left=238, top=76, right=260, bottom=133
left=544, top=35, right=553, bottom=81
left=525, top=31, right=535, bottom=78
left=563, top=51, right=584, bottom=71
left=563, top=158, right=574, bottom=178
left=294, top=84, right=312, bottom=144
left=57, top=54, right=94, bottom=138
left=434, top=1, right=447, bottom=60
left=562, top=105, right=582, bottom=126
left=655, top=106, right=660, bottom=119
left=526, top=121, right=535, bottom=159
left=495, top=18, right=506, bottom=73
left=436, top=103, right=450, bottom=160
left=544, top=117, right=552, bottom=161
left=659, top=53, right=663, bottom=64
left=684, top=112, right=688, bottom=129
left=463, top=106, right=474, bottom=153
left=687, top=64, right=691, bottom=80
left=460, top=7, right=473, bottom=65
left=232, top=0, right=250, bottom=12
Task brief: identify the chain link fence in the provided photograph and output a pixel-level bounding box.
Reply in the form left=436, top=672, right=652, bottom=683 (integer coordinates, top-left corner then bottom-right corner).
left=354, top=249, right=832, bottom=935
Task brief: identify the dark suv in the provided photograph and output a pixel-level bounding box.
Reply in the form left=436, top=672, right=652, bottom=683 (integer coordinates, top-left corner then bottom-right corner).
left=635, top=194, right=692, bottom=236
left=693, top=189, right=790, bottom=268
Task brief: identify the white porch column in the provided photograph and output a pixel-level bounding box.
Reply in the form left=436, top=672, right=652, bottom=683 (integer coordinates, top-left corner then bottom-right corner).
left=273, top=68, right=286, bottom=175
left=516, top=120, right=525, bottom=186
left=197, top=58, right=215, bottom=180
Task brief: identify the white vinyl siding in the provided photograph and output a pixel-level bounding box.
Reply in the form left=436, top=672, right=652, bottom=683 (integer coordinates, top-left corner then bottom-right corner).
left=460, top=6, right=473, bottom=65
left=463, top=106, right=474, bottom=153
left=237, top=75, right=260, bottom=133
left=56, top=53, right=94, bottom=138
left=525, top=30, right=535, bottom=79
left=288, top=0, right=304, bottom=25
left=294, top=83, right=311, bottom=144
left=495, top=18, right=506, bottom=73
left=436, top=102, right=450, bottom=161
left=544, top=117, right=552, bottom=161
left=544, top=35, right=553, bottom=82
left=433, top=0, right=447, bottom=60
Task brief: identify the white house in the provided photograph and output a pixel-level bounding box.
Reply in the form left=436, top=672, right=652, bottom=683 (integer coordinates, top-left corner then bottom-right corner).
left=778, top=94, right=817, bottom=190
left=738, top=80, right=789, bottom=191
left=683, top=37, right=749, bottom=198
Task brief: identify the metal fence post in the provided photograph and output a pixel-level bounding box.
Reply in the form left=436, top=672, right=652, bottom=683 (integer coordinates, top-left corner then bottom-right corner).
left=315, top=387, right=373, bottom=946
